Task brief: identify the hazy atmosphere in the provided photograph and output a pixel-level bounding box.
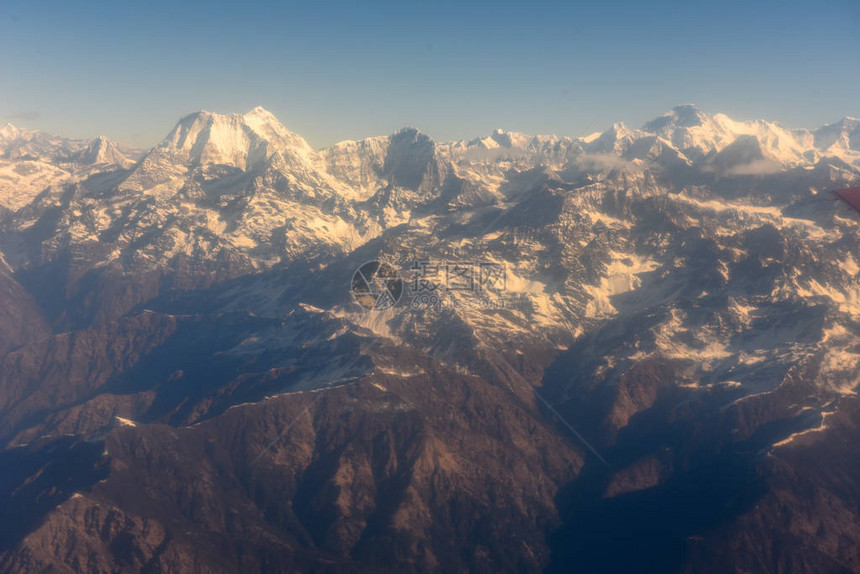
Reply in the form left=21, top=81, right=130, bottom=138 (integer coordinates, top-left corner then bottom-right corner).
left=2, top=0, right=858, bottom=147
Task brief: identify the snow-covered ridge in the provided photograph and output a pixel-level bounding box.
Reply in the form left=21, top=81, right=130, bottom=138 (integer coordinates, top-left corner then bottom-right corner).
left=0, top=123, right=139, bottom=165
left=0, top=125, right=141, bottom=210
left=1, top=104, right=858, bottom=274
left=5, top=104, right=859, bottom=172
left=156, top=106, right=318, bottom=171
left=3, top=104, right=857, bottom=204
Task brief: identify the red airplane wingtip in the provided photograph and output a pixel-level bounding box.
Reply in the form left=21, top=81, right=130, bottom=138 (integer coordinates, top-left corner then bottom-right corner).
left=833, top=187, right=860, bottom=215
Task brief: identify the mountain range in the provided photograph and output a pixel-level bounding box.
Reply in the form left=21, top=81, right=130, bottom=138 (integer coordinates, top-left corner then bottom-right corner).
left=0, top=104, right=859, bottom=573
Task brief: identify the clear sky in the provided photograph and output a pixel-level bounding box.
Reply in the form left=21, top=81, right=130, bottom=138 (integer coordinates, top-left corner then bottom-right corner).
left=1, top=0, right=858, bottom=149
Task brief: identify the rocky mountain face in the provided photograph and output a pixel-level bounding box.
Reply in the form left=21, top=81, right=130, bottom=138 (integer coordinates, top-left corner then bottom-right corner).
left=0, top=105, right=859, bottom=573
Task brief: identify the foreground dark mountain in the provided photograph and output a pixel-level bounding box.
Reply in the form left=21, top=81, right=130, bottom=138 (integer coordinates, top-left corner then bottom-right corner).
left=0, top=105, right=859, bottom=573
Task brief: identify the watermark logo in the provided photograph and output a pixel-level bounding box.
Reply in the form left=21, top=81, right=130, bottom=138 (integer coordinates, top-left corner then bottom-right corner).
left=351, top=259, right=507, bottom=311
left=351, top=261, right=405, bottom=310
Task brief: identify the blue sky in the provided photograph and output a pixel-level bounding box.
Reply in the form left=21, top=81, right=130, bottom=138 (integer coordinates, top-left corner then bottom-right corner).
left=1, top=0, right=858, bottom=148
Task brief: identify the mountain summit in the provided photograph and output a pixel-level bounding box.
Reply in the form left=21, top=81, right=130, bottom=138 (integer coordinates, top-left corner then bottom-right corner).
left=156, top=106, right=316, bottom=171
left=72, top=136, right=134, bottom=167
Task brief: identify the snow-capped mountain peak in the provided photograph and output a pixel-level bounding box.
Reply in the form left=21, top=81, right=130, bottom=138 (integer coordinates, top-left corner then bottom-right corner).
left=814, top=116, right=860, bottom=153
left=0, top=123, right=20, bottom=140
left=488, top=128, right=533, bottom=149
left=643, top=103, right=709, bottom=131
left=241, top=106, right=316, bottom=155
left=585, top=121, right=635, bottom=154
left=72, top=135, right=134, bottom=167
left=634, top=105, right=854, bottom=167
left=155, top=107, right=316, bottom=171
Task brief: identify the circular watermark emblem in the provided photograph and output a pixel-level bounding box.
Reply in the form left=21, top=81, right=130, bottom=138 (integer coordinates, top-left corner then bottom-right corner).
left=351, top=261, right=404, bottom=310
